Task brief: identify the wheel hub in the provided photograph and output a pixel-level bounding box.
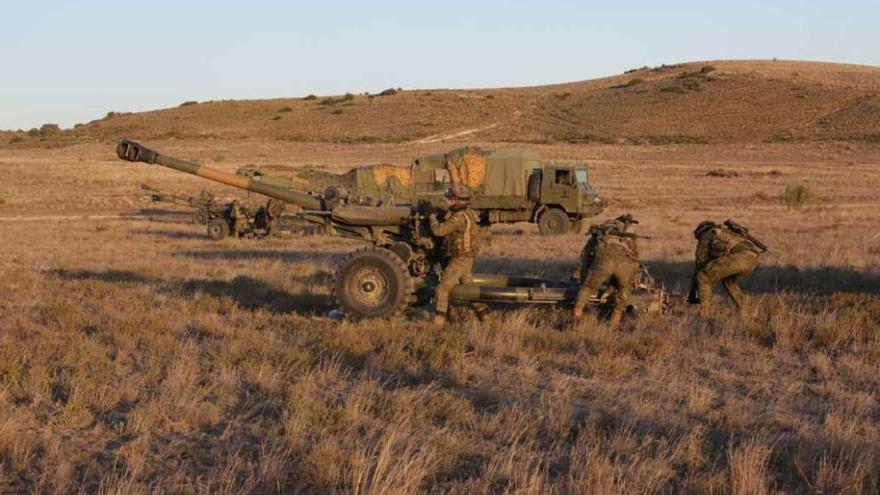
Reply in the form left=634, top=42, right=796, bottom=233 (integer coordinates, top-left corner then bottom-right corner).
left=350, top=268, right=388, bottom=306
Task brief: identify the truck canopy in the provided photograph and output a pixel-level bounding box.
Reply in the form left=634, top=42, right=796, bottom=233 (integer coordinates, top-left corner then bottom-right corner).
left=413, top=148, right=540, bottom=197
left=482, top=149, right=540, bottom=196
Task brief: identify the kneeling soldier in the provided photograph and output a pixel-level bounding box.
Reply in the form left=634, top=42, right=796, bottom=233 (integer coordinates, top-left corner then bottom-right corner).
left=429, top=185, right=481, bottom=327
left=690, top=219, right=767, bottom=316
left=573, top=214, right=641, bottom=328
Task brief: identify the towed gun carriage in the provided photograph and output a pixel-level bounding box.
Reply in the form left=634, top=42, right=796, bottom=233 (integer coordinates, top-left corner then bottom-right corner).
left=117, top=140, right=668, bottom=319
left=140, top=183, right=287, bottom=240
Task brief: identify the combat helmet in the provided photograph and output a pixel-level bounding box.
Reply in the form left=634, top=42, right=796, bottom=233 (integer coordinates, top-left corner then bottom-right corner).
left=445, top=184, right=472, bottom=200
left=694, top=220, right=716, bottom=239
left=615, top=213, right=639, bottom=225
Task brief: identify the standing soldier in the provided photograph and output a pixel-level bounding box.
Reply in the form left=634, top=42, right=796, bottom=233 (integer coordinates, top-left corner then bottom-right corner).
left=572, top=214, right=641, bottom=328
left=690, top=219, right=767, bottom=316
left=429, top=185, right=481, bottom=327
left=229, top=199, right=247, bottom=237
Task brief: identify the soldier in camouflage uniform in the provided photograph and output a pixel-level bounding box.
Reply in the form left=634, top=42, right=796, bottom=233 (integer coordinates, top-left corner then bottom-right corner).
left=429, top=185, right=481, bottom=327
left=229, top=199, right=247, bottom=237
left=690, top=220, right=763, bottom=316
left=572, top=214, right=640, bottom=328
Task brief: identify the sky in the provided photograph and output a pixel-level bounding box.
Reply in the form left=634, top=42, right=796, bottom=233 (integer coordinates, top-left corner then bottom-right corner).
left=0, top=0, right=877, bottom=130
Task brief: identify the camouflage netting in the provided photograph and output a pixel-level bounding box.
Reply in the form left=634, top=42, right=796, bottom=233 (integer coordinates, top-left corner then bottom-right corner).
left=370, top=164, right=412, bottom=187
left=445, top=146, right=487, bottom=189
left=294, top=165, right=414, bottom=200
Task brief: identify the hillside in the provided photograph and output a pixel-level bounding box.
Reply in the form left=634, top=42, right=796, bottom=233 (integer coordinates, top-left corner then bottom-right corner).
left=5, top=60, right=880, bottom=147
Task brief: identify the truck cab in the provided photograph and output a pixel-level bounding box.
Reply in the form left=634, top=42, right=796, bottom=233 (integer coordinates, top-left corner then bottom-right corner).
left=534, top=165, right=604, bottom=234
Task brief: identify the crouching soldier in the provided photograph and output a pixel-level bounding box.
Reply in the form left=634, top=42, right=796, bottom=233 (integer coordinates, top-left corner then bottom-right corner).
left=572, top=214, right=641, bottom=328
left=690, top=219, right=767, bottom=316
left=429, top=185, right=481, bottom=327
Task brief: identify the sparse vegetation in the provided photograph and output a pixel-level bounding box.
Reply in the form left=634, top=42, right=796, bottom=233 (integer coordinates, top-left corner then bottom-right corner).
left=707, top=168, right=740, bottom=178
left=278, top=106, right=293, bottom=113
left=179, top=100, right=199, bottom=107
left=377, top=88, right=399, bottom=97
left=303, top=94, right=318, bottom=101
left=0, top=135, right=879, bottom=492
left=39, top=123, right=61, bottom=135
left=782, top=183, right=815, bottom=209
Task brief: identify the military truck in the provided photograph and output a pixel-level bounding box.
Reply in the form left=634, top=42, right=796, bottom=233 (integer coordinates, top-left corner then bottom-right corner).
left=410, top=148, right=605, bottom=235
left=235, top=147, right=605, bottom=235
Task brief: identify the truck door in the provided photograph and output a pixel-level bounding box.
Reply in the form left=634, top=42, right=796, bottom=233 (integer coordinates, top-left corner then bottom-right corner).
left=542, top=167, right=578, bottom=212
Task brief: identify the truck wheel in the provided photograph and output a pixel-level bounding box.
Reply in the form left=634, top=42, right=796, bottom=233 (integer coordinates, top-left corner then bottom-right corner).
left=206, top=218, right=230, bottom=240
left=335, top=246, right=414, bottom=319
left=537, top=208, right=571, bottom=236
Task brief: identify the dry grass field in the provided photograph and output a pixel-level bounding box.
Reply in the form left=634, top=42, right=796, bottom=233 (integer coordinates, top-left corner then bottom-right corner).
left=0, top=61, right=879, bottom=493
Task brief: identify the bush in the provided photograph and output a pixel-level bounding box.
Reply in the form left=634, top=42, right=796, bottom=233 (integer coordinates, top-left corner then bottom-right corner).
left=271, top=115, right=282, bottom=121
left=9, top=136, right=24, bottom=144
left=700, top=65, right=716, bottom=74
left=39, top=123, right=60, bottom=135
left=706, top=169, right=740, bottom=178
left=179, top=100, right=198, bottom=107
left=625, top=78, right=645, bottom=87
left=343, top=92, right=355, bottom=101
left=782, top=184, right=814, bottom=209
left=303, top=94, right=318, bottom=101
left=278, top=106, right=293, bottom=113
left=378, top=88, right=398, bottom=97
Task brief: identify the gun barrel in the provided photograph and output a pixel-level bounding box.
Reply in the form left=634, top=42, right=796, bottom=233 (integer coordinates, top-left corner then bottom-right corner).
left=117, top=140, right=323, bottom=211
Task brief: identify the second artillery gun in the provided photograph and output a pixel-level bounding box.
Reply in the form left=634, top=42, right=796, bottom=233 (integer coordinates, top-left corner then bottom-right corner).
left=117, top=140, right=668, bottom=319
left=140, top=183, right=287, bottom=240
left=139, top=183, right=224, bottom=226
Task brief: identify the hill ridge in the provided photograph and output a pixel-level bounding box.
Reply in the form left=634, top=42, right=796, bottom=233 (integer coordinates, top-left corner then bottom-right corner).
left=4, top=60, right=879, bottom=147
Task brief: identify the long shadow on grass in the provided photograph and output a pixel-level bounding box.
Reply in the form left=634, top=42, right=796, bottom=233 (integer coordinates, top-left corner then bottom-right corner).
left=479, top=258, right=880, bottom=295
left=130, top=228, right=207, bottom=241
left=126, top=208, right=194, bottom=224
left=176, top=249, right=346, bottom=264
left=49, top=269, right=334, bottom=315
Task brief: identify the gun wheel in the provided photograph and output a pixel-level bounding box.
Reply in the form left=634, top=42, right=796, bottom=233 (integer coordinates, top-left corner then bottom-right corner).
left=537, top=208, right=571, bottom=236
left=206, top=218, right=230, bottom=240
left=193, top=209, right=210, bottom=225
left=335, top=246, right=414, bottom=319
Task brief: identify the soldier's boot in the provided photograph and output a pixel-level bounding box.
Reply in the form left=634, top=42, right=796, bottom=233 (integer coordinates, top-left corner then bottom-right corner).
left=432, top=313, right=447, bottom=328
left=723, top=279, right=748, bottom=316
left=608, top=309, right=624, bottom=329
left=696, top=272, right=715, bottom=318
left=472, top=302, right=490, bottom=321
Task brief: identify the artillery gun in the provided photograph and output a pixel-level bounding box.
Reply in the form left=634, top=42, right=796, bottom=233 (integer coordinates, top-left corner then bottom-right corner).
left=117, top=140, right=668, bottom=319
left=139, top=183, right=287, bottom=240
left=140, top=183, right=223, bottom=225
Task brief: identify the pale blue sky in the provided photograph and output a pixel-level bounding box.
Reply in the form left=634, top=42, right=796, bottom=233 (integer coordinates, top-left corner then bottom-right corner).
left=0, top=0, right=876, bottom=130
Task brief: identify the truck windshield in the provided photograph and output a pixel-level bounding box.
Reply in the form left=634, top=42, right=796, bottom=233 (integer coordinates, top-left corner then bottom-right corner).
left=575, top=169, right=588, bottom=185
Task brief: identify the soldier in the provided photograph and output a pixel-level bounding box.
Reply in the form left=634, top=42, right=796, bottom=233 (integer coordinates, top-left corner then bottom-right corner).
left=429, top=185, right=481, bottom=327
left=690, top=219, right=765, bottom=316
left=572, top=214, right=641, bottom=328
left=229, top=199, right=247, bottom=237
